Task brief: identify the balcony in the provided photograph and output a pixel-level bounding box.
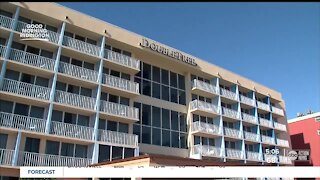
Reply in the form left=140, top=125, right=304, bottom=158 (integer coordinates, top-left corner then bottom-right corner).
left=261, top=135, right=275, bottom=145
left=272, top=106, right=284, bottom=116
left=257, top=101, right=270, bottom=111
left=0, top=15, right=14, bottom=30
left=259, top=118, right=273, bottom=128
left=279, top=155, right=292, bottom=164
left=189, top=100, right=219, bottom=116
left=15, top=20, right=59, bottom=44
left=17, top=151, right=91, bottom=167
left=224, top=127, right=242, bottom=139
left=54, top=90, right=96, bottom=110
left=276, top=138, right=289, bottom=147
left=0, top=112, right=46, bottom=133
left=274, top=122, right=287, bottom=131
left=104, top=49, right=140, bottom=72
left=0, top=44, right=6, bottom=57
left=246, top=151, right=261, bottom=161
left=58, top=61, right=99, bottom=82
left=191, top=121, right=221, bottom=136
left=102, top=74, right=139, bottom=95
left=193, top=144, right=223, bottom=158
left=98, top=129, right=138, bottom=147
left=242, top=113, right=257, bottom=124
left=7, top=47, right=55, bottom=71
left=191, top=79, right=218, bottom=96
left=62, top=36, right=100, bottom=57
left=226, top=148, right=244, bottom=159
left=244, top=131, right=260, bottom=142
left=100, top=100, right=139, bottom=121
left=220, top=88, right=237, bottom=101
left=50, top=121, right=94, bottom=141
left=221, top=107, right=239, bottom=119
left=240, top=95, right=255, bottom=106
left=0, top=148, right=14, bottom=166
left=1, top=78, right=51, bottom=100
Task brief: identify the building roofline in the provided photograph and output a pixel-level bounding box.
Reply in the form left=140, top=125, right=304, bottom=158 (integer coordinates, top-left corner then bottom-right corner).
left=288, top=112, right=320, bottom=123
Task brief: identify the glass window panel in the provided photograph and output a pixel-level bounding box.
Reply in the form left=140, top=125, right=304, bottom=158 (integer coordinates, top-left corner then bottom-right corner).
left=170, top=88, right=177, bottom=103
left=78, top=115, right=89, bottom=127
left=207, top=117, right=214, bottom=124
left=108, top=94, right=118, bottom=103
left=162, top=129, right=170, bottom=147
left=98, top=145, right=110, bottom=163
left=18, top=16, right=31, bottom=24
left=142, top=104, right=151, bottom=126
left=45, top=24, right=57, bottom=32
left=110, top=70, right=120, bottom=77
left=161, top=69, right=169, bottom=85
left=75, top=144, right=87, bottom=158
left=152, top=82, right=160, bottom=99
left=142, top=126, right=151, bottom=144
left=56, top=81, right=66, bottom=91
left=121, top=73, right=130, bottom=81
left=200, top=116, right=206, bottom=123
left=100, top=92, right=108, bottom=101
left=112, top=47, right=121, bottom=54
left=192, top=94, right=197, bottom=101
left=135, top=61, right=142, bottom=77
left=98, top=119, right=106, bottom=130
left=124, top=148, right=134, bottom=159
left=143, top=63, right=151, bottom=80
left=209, top=138, right=215, bottom=146
left=52, top=110, right=62, bottom=122
left=119, top=123, right=129, bottom=133
left=40, top=49, right=53, bottom=59
left=75, top=35, right=85, bottom=42
left=112, top=146, right=123, bottom=160
left=134, top=102, right=141, bottom=121
left=67, top=85, right=80, bottom=94
left=107, top=121, right=117, bottom=131
left=171, top=131, right=179, bottom=148
left=178, top=74, right=185, bottom=90
left=86, top=38, right=96, bottom=45
left=14, top=103, right=29, bottom=116
left=71, top=58, right=82, bottom=67
left=64, top=113, right=76, bottom=124
left=152, top=106, right=161, bottom=128
left=0, top=133, right=8, bottom=149
left=11, top=41, right=25, bottom=51
left=133, top=124, right=141, bottom=143
left=83, top=62, right=94, bottom=70
left=161, top=109, right=170, bottom=129
left=61, top=143, right=74, bottom=157
left=103, top=68, right=109, bottom=74
left=45, top=140, right=59, bottom=155
left=0, top=38, right=5, bottom=46
left=80, top=87, right=92, bottom=97
left=60, top=55, right=70, bottom=63
left=161, top=85, right=169, bottom=101
left=194, top=136, right=200, bottom=145
left=21, top=73, right=35, bottom=84
left=152, top=66, right=160, bottom=83
left=24, top=137, right=40, bottom=153
left=170, top=72, right=177, bottom=88
left=143, top=80, right=151, bottom=96
left=199, top=96, right=205, bottom=102
left=5, top=69, right=19, bottom=80
left=64, top=31, right=73, bottom=38
left=30, top=106, right=44, bottom=119
left=178, top=90, right=186, bottom=105
left=179, top=113, right=187, bottom=132
left=122, top=50, right=132, bottom=57
left=202, top=137, right=208, bottom=145
left=120, top=97, right=129, bottom=106
left=198, top=77, right=204, bottom=81
left=35, top=77, right=49, bottom=87
left=206, top=98, right=212, bottom=103
left=134, top=77, right=141, bottom=94
left=0, top=10, right=12, bottom=17
left=180, top=133, right=187, bottom=149
left=26, top=46, right=40, bottom=55
left=0, top=100, right=13, bottom=113
left=171, top=111, right=179, bottom=131
left=152, top=128, right=161, bottom=146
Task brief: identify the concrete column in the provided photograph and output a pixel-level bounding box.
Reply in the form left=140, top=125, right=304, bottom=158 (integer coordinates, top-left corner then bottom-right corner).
left=0, top=7, right=20, bottom=89
left=45, top=21, right=66, bottom=134
left=12, top=131, right=22, bottom=166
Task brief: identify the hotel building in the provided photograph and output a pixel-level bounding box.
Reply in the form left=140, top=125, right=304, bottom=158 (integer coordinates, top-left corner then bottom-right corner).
left=0, top=2, right=292, bottom=178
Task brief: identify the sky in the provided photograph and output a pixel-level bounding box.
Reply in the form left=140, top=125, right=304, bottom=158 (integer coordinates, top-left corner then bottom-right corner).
left=60, top=2, right=320, bottom=120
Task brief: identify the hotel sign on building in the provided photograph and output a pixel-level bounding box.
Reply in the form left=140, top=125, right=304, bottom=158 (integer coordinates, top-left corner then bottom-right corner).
left=140, top=38, right=198, bottom=66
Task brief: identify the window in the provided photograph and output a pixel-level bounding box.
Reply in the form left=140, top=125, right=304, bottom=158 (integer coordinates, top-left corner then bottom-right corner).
left=124, top=148, right=134, bottom=158
left=61, top=143, right=74, bottom=157
left=107, top=121, right=117, bottom=131
left=45, top=141, right=59, bottom=155
left=152, top=106, right=161, bottom=128
left=171, top=131, right=180, bottom=148
left=194, top=136, right=200, bottom=145
left=98, top=145, right=110, bottom=163
left=225, top=141, right=236, bottom=149
left=30, top=106, right=44, bottom=119
left=162, top=109, right=170, bottom=129
left=161, top=85, right=169, bottom=101
left=142, top=104, right=151, bottom=125
left=120, top=97, right=130, bottom=106
left=112, top=146, right=123, bottom=160
left=24, top=137, right=40, bottom=153
left=161, top=69, right=169, bottom=85
left=152, top=128, right=161, bottom=146
left=143, top=63, right=151, bottom=80
left=75, top=144, right=87, bottom=158
left=162, top=129, right=170, bottom=147
left=142, top=126, right=151, bottom=144
left=171, top=111, right=179, bottom=131
left=142, top=80, right=151, bottom=96
left=152, top=82, right=160, bottom=99
left=152, top=66, right=160, bottom=83
left=133, top=124, right=141, bottom=143
left=170, top=88, right=178, bottom=103
left=14, top=103, right=29, bottom=116
left=178, top=74, right=185, bottom=90
left=170, top=72, right=177, bottom=88
left=180, top=133, right=187, bottom=148
left=119, top=123, right=129, bottom=133
left=0, top=133, right=8, bottom=149
left=0, top=100, right=13, bottom=113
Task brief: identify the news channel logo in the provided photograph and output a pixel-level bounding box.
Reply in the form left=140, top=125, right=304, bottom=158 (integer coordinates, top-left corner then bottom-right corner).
left=287, top=149, right=310, bottom=161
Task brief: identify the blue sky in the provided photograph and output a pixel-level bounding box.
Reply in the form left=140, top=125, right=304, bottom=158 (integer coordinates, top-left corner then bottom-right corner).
left=60, top=2, right=320, bottom=119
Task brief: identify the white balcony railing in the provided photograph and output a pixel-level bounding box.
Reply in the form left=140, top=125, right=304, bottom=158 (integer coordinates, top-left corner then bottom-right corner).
left=102, top=74, right=139, bottom=94
left=240, top=95, right=255, bottom=106
left=190, top=100, right=219, bottom=114
left=63, top=36, right=100, bottom=56
left=257, top=101, right=270, bottom=111
left=50, top=121, right=94, bottom=141
left=276, top=138, right=289, bottom=147
left=2, top=78, right=51, bottom=100
left=191, top=79, right=218, bottom=95
left=0, top=112, right=46, bottom=133
left=191, top=121, right=221, bottom=135
left=274, top=122, right=287, bottom=131
left=0, top=148, right=15, bottom=166
left=104, top=49, right=140, bottom=70
left=244, top=131, right=259, bottom=142
left=242, top=112, right=257, bottom=124
left=58, top=62, right=98, bottom=82
left=261, top=135, right=275, bottom=144
left=279, top=156, right=292, bottom=164
left=246, top=151, right=261, bottom=161
left=17, top=151, right=91, bottom=167
left=0, top=44, right=6, bottom=58
left=226, top=148, right=243, bottom=159
left=220, top=88, right=237, bottom=101
left=0, top=15, right=14, bottom=30
left=100, top=100, right=139, bottom=120
left=8, top=47, right=55, bottom=71
left=193, top=144, right=222, bottom=158
left=222, top=107, right=239, bottom=119
left=272, top=106, right=284, bottom=116
left=15, top=20, right=59, bottom=44
left=98, top=129, right=138, bottom=147
left=259, top=118, right=273, bottom=128
left=224, top=127, right=241, bottom=139
left=54, top=90, right=96, bottom=110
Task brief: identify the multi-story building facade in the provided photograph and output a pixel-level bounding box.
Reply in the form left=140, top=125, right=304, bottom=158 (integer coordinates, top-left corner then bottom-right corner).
left=0, top=2, right=292, bottom=178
